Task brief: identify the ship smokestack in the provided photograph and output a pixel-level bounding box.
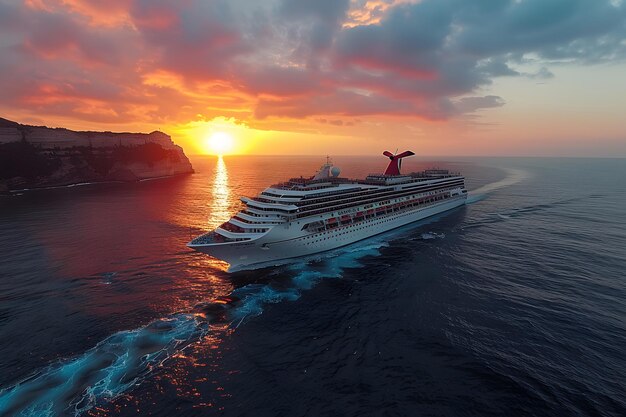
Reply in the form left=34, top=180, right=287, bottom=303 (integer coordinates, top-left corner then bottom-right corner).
left=383, top=150, right=415, bottom=176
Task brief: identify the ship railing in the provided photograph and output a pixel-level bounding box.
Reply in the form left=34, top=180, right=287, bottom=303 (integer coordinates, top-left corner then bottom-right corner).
left=232, top=215, right=254, bottom=223
left=190, top=232, right=223, bottom=245
left=286, top=184, right=463, bottom=220
left=298, top=191, right=460, bottom=229
left=270, top=176, right=357, bottom=190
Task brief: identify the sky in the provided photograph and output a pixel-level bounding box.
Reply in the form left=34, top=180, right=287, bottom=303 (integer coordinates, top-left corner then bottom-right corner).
left=0, top=0, right=625, bottom=156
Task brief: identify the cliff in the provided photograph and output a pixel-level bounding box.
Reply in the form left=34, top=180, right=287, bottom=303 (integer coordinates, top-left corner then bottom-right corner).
left=0, top=117, right=194, bottom=192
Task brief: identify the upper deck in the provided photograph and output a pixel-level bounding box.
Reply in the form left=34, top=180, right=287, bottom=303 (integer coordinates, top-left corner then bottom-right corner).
left=269, top=168, right=461, bottom=193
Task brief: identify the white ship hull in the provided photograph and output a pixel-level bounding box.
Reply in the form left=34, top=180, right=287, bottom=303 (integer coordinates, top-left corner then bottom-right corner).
left=192, top=194, right=466, bottom=270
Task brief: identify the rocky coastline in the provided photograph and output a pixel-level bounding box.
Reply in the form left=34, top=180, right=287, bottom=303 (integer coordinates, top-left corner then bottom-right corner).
left=0, top=118, right=194, bottom=193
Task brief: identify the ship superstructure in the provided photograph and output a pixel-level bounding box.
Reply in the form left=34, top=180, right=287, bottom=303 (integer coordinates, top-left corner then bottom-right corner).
left=189, top=151, right=467, bottom=269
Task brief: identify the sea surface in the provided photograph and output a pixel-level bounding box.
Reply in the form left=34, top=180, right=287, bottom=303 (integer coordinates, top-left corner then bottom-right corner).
left=0, top=155, right=625, bottom=417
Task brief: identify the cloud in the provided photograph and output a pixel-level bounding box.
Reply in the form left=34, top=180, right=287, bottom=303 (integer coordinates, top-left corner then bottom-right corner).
left=238, top=66, right=323, bottom=96
left=0, top=0, right=625, bottom=127
left=279, top=0, right=351, bottom=52
left=453, top=0, right=626, bottom=61
left=130, top=0, right=252, bottom=79
left=255, top=89, right=414, bottom=119
left=452, top=96, right=506, bottom=114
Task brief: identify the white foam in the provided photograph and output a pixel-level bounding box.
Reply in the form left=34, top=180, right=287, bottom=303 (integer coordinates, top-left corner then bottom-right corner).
left=228, top=239, right=389, bottom=322
left=420, top=232, right=445, bottom=240
left=0, top=314, right=205, bottom=417
left=468, top=167, right=530, bottom=203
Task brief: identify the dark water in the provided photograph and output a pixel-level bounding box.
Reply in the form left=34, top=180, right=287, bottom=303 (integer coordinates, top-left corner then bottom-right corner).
left=0, top=156, right=625, bottom=417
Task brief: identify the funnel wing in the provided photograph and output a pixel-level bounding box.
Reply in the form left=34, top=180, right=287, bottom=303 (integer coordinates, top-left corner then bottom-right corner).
left=396, top=151, right=415, bottom=159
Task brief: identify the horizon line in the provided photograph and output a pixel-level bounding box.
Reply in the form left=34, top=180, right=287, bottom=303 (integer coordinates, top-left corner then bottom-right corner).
left=188, top=154, right=626, bottom=159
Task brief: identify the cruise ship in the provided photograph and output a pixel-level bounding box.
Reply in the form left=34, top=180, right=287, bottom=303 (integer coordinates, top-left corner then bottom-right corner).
left=189, top=151, right=467, bottom=270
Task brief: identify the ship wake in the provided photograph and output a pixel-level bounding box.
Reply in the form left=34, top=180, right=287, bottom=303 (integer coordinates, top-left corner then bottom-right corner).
left=0, top=239, right=392, bottom=417
left=0, top=315, right=205, bottom=417
left=467, top=167, right=530, bottom=203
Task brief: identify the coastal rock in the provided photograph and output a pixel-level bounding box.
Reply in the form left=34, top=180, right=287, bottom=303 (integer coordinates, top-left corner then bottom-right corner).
left=0, top=117, right=194, bottom=192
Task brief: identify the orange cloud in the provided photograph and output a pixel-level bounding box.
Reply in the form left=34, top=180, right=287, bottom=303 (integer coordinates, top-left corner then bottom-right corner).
left=1, top=0, right=625, bottom=156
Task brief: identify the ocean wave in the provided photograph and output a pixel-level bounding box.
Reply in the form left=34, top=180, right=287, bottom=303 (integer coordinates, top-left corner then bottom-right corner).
left=0, top=236, right=392, bottom=416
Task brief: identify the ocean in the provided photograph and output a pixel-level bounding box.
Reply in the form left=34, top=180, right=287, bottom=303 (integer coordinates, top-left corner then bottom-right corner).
left=0, top=156, right=624, bottom=417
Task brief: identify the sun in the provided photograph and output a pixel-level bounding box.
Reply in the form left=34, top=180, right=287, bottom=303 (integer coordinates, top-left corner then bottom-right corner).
left=205, top=132, right=234, bottom=155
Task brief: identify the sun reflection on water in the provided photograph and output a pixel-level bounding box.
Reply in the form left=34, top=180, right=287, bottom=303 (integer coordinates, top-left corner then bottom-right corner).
left=209, top=155, right=232, bottom=229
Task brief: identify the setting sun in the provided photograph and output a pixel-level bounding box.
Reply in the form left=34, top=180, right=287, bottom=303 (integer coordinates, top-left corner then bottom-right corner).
left=205, top=132, right=234, bottom=155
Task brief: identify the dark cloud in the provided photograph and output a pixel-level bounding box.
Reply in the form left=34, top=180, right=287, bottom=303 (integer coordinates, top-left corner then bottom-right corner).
left=278, top=0, right=351, bottom=63
left=322, top=0, right=626, bottom=119
left=253, top=0, right=625, bottom=119
left=453, top=96, right=506, bottom=114
left=238, top=66, right=323, bottom=96
left=454, top=0, right=626, bottom=60
left=130, top=0, right=252, bottom=79
left=336, top=1, right=453, bottom=73
left=255, top=90, right=414, bottom=119
left=280, top=0, right=350, bottom=22
left=0, top=0, right=624, bottom=125
left=478, top=59, right=521, bottom=77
